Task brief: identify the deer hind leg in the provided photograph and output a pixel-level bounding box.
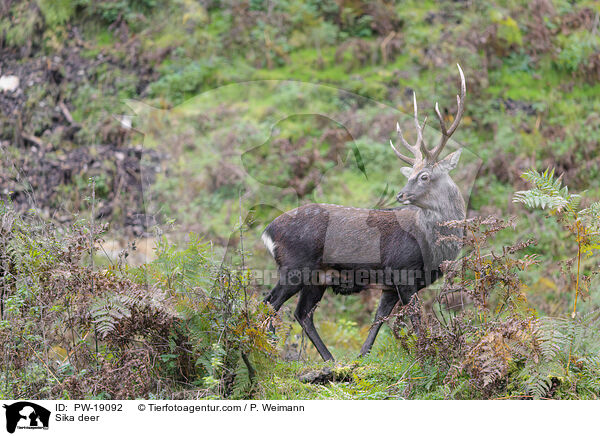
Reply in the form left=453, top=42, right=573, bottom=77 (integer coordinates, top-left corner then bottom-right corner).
left=294, top=286, right=334, bottom=362
left=398, top=288, right=421, bottom=336
left=359, top=289, right=399, bottom=357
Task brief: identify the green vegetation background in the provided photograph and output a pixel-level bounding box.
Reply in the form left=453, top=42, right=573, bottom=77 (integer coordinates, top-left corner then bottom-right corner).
left=1, top=0, right=600, bottom=400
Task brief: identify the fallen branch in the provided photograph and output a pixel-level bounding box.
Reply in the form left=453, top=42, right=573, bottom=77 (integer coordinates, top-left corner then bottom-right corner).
left=58, top=101, right=75, bottom=124
left=21, top=132, right=44, bottom=147
left=380, top=31, right=396, bottom=65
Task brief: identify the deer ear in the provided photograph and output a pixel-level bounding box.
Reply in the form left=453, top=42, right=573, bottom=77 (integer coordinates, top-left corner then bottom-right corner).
left=400, top=167, right=413, bottom=178
left=436, top=149, right=462, bottom=173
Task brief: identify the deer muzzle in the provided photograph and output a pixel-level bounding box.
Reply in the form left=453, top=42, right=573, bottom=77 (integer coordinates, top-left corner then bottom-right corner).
left=397, top=192, right=415, bottom=205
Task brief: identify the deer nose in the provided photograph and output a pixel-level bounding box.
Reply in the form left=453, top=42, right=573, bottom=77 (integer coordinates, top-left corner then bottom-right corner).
left=397, top=192, right=410, bottom=202
left=397, top=191, right=414, bottom=204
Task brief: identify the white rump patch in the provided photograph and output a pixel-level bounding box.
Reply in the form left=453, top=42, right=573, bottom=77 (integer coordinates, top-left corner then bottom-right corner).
left=261, top=232, right=277, bottom=258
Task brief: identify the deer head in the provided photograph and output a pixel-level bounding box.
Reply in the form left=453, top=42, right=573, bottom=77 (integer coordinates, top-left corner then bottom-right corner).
left=391, top=64, right=466, bottom=212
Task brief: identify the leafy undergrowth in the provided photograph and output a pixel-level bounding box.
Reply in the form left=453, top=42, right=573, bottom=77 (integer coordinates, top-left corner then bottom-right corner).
left=254, top=212, right=600, bottom=400
left=1, top=194, right=600, bottom=399
left=254, top=316, right=600, bottom=400
left=2, top=166, right=600, bottom=399
left=0, top=202, right=272, bottom=400
left=257, top=169, right=600, bottom=400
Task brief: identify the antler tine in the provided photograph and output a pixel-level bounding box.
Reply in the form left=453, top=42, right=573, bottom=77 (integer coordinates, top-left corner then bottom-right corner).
left=418, top=116, right=430, bottom=161
left=389, top=139, right=415, bottom=165
left=412, top=93, right=424, bottom=149
left=390, top=89, right=436, bottom=166
left=408, top=91, right=434, bottom=163
left=391, top=117, right=422, bottom=166
left=395, top=122, right=413, bottom=151
left=431, top=63, right=466, bottom=161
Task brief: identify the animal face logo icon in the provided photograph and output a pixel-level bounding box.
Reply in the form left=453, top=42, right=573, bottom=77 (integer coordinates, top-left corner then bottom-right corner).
left=3, top=402, right=50, bottom=434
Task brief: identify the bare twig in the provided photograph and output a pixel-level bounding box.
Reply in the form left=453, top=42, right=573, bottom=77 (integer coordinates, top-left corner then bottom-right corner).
left=21, top=132, right=44, bottom=147
left=58, top=101, right=75, bottom=124
left=380, top=31, right=396, bottom=64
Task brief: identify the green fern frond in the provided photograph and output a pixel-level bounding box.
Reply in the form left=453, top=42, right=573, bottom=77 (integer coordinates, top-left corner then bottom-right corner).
left=580, top=201, right=600, bottom=230
left=514, top=168, right=580, bottom=215
left=90, top=293, right=132, bottom=337
left=538, top=318, right=574, bottom=360
left=512, top=190, right=571, bottom=211
left=231, top=356, right=253, bottom=399
left=527, top=372, right=552, bottom=399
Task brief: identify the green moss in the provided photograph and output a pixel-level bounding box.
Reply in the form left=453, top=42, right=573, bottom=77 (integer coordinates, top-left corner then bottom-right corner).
left=36, top=0, right=75, bottom=27
left=0, top=3, right=41, bottom=48
left=555, top=31, right=600, bottom=73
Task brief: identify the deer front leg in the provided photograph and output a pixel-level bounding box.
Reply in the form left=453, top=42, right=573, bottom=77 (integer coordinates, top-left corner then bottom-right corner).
left=264, top=282, right=302, bottom=312
left=359, top=290, right=399, bottom=357
left=264, top=282, right=302, bottom=334
left=294, top=286, right=333, bottom=362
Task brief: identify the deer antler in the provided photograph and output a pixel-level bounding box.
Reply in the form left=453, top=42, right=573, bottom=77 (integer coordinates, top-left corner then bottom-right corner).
left=391, top=64, right=466, bottom=167
left=390, top=92, right=428, bottom=166
left=429, top=63, right=466, bottom=162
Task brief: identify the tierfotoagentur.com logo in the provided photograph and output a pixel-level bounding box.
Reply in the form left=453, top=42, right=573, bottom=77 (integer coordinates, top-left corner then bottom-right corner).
left=244, top=267, right=440, bottom=287
left=2, top=402, right=50, bottom=434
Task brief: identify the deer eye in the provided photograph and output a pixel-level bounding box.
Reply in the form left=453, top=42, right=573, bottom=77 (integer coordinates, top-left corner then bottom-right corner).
left=420, top=173, right=430, bottom=181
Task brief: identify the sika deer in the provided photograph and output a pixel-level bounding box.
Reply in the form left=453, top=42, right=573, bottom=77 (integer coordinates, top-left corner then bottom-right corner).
left=263, top=65, right=467, bottom=361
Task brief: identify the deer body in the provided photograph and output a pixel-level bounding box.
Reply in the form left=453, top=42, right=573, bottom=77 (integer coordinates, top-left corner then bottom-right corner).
left=263, top=65, right=468, bottom=361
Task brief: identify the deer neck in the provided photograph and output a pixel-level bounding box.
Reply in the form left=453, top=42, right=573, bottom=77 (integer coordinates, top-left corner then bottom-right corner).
left=413, top=192, right=465, bottom=273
